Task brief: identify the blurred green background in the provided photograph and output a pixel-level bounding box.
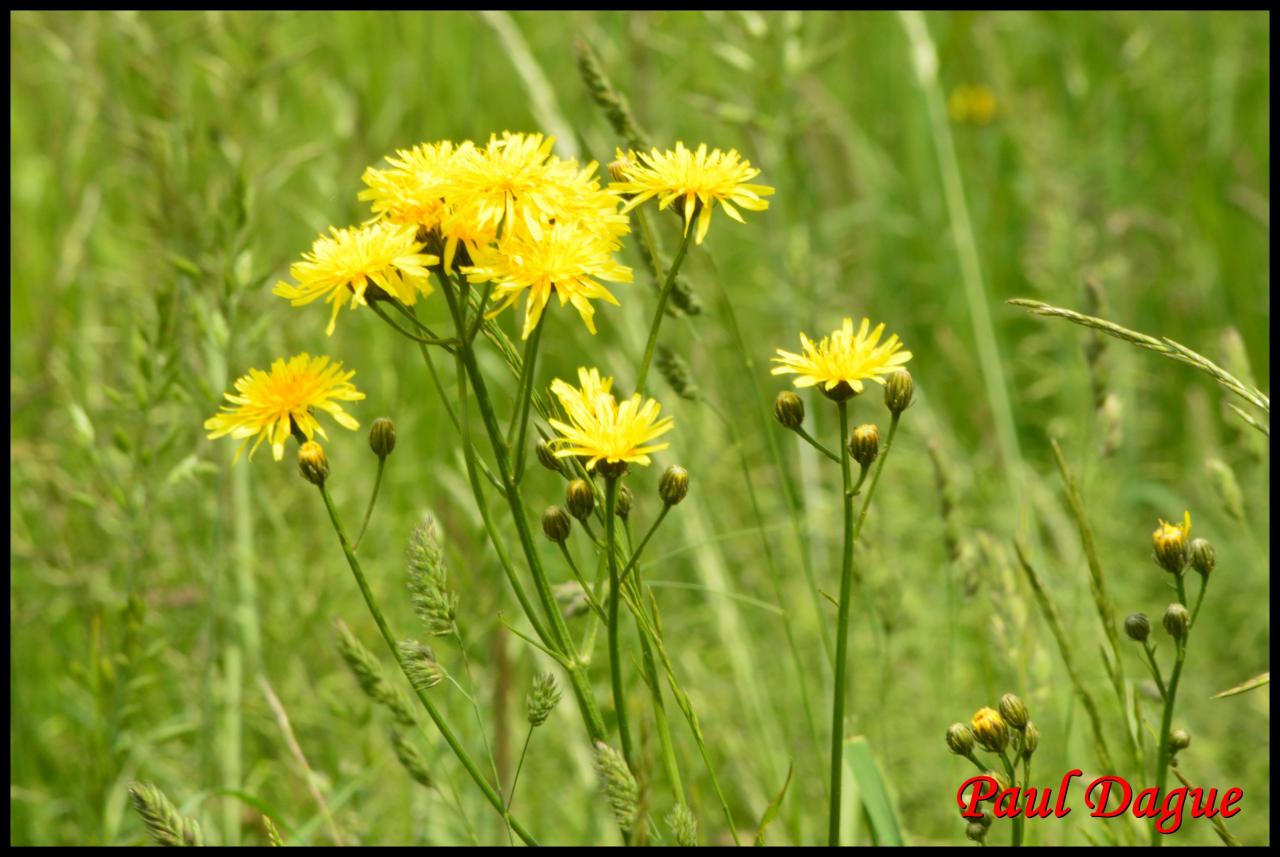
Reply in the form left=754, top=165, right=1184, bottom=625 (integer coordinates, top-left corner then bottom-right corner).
left=10, top=10, right=1269, bottom=846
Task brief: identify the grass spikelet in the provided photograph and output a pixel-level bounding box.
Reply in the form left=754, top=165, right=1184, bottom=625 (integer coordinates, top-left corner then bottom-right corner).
left=128, top=781, right=204, bottom=847
left=1082, top=278, right=1123, bottom=457
left=398, top=640, right=445, bottom=693
left=406, top=515, right=458, bottom=637
left=526, top=671, right=562, bottom=728
left=666, top=803, right=698, bottom=846
left=574, top=36, right=650, bottom=151
left=263, top=815, right=285, bottom=847
left=333, top=619, right=416, bottom=727
left=1205, top=458, right=1246, bottom=522
left=593, top=740, right=639, bottom=834
left=655, top=346, right=701, bottom=401
left=390, top=728, right=435, bottom=789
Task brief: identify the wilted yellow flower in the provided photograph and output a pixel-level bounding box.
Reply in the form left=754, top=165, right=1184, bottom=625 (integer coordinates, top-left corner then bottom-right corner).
left=548, top=367, right=674, bottom=470
left=273, top=223, right=438, bottom=335
left=771, top=317, right=912, bottom=396
left=204, top=354, right=365, bottom=461
left=1152, top=511, right=1192, bottom=574
left=611, top=142, right=774, bottom=244
left=359, top=140, right=462, bottom=229
left=465, top=221, right=632, bottom=339
left=970, top=707, right=1009, bottom=753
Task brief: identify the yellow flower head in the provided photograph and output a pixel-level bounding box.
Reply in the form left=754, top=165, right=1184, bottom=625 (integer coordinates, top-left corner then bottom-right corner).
left=204, top=354, right=365, bottom=462
left=273, top=222, right=438, bottom=335
left=359, top=140, right=462, bottom=229
left=444, top=132, right=559, bottom=238
left=970, top=707, right=1009, bottom=753
left=465, top=221, right=632, bottom=339
left=771, top=317, right=912, bottom=395
left=1152, top=511, right=1192, bottom=574
left=548, top=367, right=674, bottom=470
left=610, top=142, right=775, bottom=244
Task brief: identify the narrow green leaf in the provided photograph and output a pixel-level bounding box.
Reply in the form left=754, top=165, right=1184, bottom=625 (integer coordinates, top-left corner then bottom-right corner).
left=843, top=736, right=905, bottom=846
left=753, top=762, right=793, bottom=846
left=1211, top=671, right=1269, bottom=699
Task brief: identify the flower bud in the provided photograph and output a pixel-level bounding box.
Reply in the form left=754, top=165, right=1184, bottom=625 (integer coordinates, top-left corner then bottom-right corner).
left=1124, top=612, right=1151, bottom=643
left=946, top=722, right=976, bottom=756
left=849, top=424, right=880, bottom=468
left=884, top=369, right=915, bottom=416
left=1022, top=721, right=1040, bottom=758
left=536, top=439, right=564, bottom=474
left=297, top=441, right=329, bottom=486
left=608, top=154, right=632, bottom=183
left=1152, top=512, right=1191, bottom=575
left=1162, top=603, right=1190, bottom=639
left=541, top=506, right=571, bottom=544
left=615, top=484, right=633, bottom=520
left=998, top=693, right=1029, bottom=731
left=1189, top=538, right=1215, bottom=578
left=596, top=459, right=629, bottom=480
left=970, top=707, right=1009, bottom=753
left=820, top=380, right=858, bottom=402
left=773, top=390, right=805, bottom=429
left=369, top=417, right=396, bottom=458
left=965, top=821, right=988, bottom=843
left=566, top=479, right=595, bottom=521
left=1169, top=729, right=1191, bottom=753
left=659, top=465, right=689, bottom=507
left=985, top=769, right=1011, bottom=791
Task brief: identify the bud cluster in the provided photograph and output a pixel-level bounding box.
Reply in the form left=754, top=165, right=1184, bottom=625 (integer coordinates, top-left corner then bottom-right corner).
left=945, top=691, right=1040, bottom=841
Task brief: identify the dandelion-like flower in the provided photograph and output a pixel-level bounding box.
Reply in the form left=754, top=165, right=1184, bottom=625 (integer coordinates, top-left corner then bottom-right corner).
left=273, top=222, right=438, bottom=335
left=204, top=354, right=365, bottom=461
left=772, top=317, right=912, bottom=397
left=445, top=132, right=560, bottom=238
left=359, top=140, right=462, bottom=230
left=1152, top=511, right=1192, bottom=574
left=465, top=222, right=632, bottom=339
left=548, top=367, right=674, bottom=470
left=610, top=142, right=774, bottom=244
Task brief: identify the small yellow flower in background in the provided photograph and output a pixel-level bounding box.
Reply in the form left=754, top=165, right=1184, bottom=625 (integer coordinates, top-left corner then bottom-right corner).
left=465, top=221, right=633, bottom=339
left=948, top=85, right=998, bottom=126
left=771, top=317, right=913, bottom=395
left=204, top=354, right=365, bottom=461
left=548, top=367, right=674, bottom=470
left=273, top=222, right=438, bottom=335
left=1152, top=510, right=1192, bottom=574
left=611, top=142, right=774, bottom=245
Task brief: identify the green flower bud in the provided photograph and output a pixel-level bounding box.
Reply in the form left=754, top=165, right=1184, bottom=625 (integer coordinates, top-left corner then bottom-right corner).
left=369, top=417, right=396, bottom=458
left=1125, top=612, right=1151, bottom=643
left=1189, top=538, right=1215, bottom=578
left=773, top=390, right=805, bottom=429
left=615, top=484, right=633, bottom=520
left=541, top=506, right=571, bottom=544
left=965, top=821, right=988, bottom=842
left=946, top=722, right=976, bottom=756
left=297, top=441, right=329, bottom=486
left=1022, top=721, right=1040, bottom=758
left=849, top=423, right=880, bottom=467
left=999, top=693, right=1029, bottom=731
left=659, top=465, right=690, bottom=506
left=1170, top=729, right=1191, bottom=753
left=536, top=439, right=564, bottom=474
left=884, top=369, right=915, bottom=416
left=1162, top=603, right=1190, bottom=639
left=566, top=479, right=595, bottom=521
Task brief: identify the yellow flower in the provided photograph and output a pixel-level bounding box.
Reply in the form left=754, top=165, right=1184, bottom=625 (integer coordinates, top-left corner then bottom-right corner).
left=359, top=140, right=462, bottom=230
left=548, top=367, right=674, bottom=470
left=204, top=354, right=365, bottom=462
left=771, top=317, right=912, bottom=395
left=273, top=222, right=438, bottom=335
left=610, top=142, right=774, bottom=244
left=464, top=221, right=632, bottom=339
left=444, top=131, right=559, bottom=238
left=970, top=707, right=1009, bottom=753
left=948, top=85, right=998, bottom=126
left=1152, top=511, right=1192, bottom=574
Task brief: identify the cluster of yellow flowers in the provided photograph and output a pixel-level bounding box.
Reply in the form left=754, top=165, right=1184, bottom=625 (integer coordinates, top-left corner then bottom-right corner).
left=206, top=131, right=774, bottom=468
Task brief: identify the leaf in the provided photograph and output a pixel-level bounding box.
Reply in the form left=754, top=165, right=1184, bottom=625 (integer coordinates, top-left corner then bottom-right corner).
left=843, top=736, right=905, bottom=846
left=753, top=762, right=793, bottom=846
left=1211, top=671, right=1269, bottom=699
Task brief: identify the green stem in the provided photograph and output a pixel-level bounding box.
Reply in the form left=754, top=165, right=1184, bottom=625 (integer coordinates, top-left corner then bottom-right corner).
left=559, top=543, right=607, bottom=623
left=999, top=748, right=1023, bottom=847
left=508, top=315, right=545, bottom=483
left=1142, top=642, right=1168, bottom=699
left=1189, top=574, right=1209, bottom=626
left=827, top=399, right=856, bottom=846
left=1151, top=576, right=1190, bottom=847
left=506, top=727, right=534, bottom=810
left=635, top=225, right=695, bottom=392
left=790, top=425, right=841, bottom=463
left=368, top=300, right=457, bottom=348
left=314, top=483, right=538, bottom=846
left=828, top=410, right=902, bottom=846
left=351, top=456, right=385, bottom=552
left=616, top=505, right=670, bottom=590
left=605, top=476, right=634, bottom=768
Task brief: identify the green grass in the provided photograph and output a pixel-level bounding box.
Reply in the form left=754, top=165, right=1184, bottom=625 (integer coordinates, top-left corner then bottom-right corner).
left=10, top=10, right=1270, bottom=846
